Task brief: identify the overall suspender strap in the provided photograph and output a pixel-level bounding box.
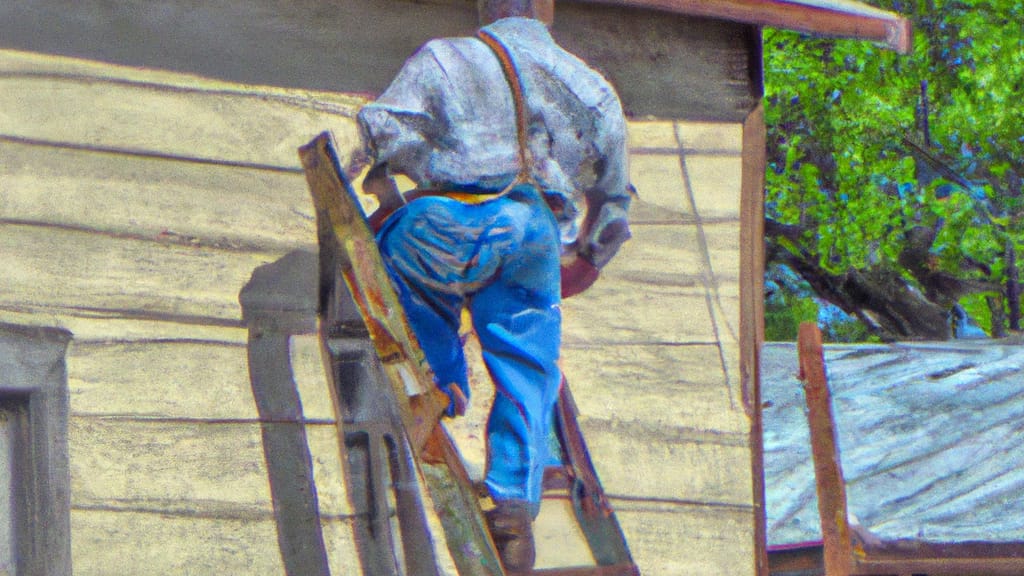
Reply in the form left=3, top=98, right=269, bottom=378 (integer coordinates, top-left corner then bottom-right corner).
left=477, top=29, right=534, bottom=186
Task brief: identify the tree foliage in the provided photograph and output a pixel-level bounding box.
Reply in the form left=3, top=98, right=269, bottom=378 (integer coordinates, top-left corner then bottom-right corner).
left=764, top=0, right=1024, bottom=341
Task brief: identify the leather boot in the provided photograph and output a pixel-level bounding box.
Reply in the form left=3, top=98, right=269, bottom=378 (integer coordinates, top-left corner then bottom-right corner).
left=485, top=499, right=535, bottom=573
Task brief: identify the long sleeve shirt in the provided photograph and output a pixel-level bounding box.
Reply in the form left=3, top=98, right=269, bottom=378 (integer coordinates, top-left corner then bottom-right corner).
left=356, top=17, right=632, bottom=268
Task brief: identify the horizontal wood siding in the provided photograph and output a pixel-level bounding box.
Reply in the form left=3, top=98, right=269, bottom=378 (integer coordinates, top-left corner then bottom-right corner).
left=0, top=0, right=759, bottom=120
left=2, top=44, right=757, bottom=574
left=2, top=49, right=360, bottom=574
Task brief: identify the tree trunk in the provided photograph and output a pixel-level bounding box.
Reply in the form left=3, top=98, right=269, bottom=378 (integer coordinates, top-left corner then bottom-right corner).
left=987, top=294, right=1007, bottom=338
left=1007, top=239, right=1020, bottom=330
left=769, top=243, right=952, bottom=341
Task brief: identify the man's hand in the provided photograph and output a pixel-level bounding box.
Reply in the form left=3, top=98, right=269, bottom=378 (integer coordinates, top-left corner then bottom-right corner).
left=561, top=255, right=600, bottom=298
left=362, top=164, right=405, bottom=231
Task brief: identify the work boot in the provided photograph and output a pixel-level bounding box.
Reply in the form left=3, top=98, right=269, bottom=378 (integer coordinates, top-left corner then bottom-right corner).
left=485, top=499, right=535, bottom=573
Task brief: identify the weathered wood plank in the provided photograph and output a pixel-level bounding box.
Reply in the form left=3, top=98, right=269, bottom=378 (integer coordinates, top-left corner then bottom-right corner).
left=591, top=0, right=911, bottom=53
left=70, top=509, right=285, bottom=575
left=627, top=121, right=680, bottom=150
left=554, top=3, right=760, bottom=119
left=0, top=223, right=285, bottom=323
left=0, top=4, right=762, bottom=120
left=533, top=498, right=595, bottom=569
left=797, top=323, right=854, bottom=576
left=614, top=503, right=755, bottom=576
left=68, top=340, right=256, bottom=419
left=69, top=419, right=274, bottom=514
left=627, top=154, right=693, bottom=223
left=702, top=221, right=742, bottom=283
left=0, top=73, right=362, bottom=170
left=597, top=224, right=707, bottom=287
left=305, top=423, right=352, bottom=519
left=684, top=154, right=744, bottom=221
left=69, top=416, right=354, bottom=519
left=562, top=282, right=714, bottom=346
left=578, top=417, right=752, bottom=506
left=676, top=122, right=744, bottom=153
left=0, top=48, right=364, bottom=111
left=1, top=141, right=316, bottom=251
left=561, top=225, right=723, bottom=346
left=560, top=344, right=747, bottom=434
left=0, top=306, right=249, bottom=344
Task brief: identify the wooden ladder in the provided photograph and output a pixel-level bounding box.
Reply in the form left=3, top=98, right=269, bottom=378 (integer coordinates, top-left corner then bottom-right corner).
left=299, top=131, right=640, bottom=576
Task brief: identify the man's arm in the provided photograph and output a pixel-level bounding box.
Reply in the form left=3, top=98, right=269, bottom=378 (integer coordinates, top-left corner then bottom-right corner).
left=562, top=90, right=633, bottom=299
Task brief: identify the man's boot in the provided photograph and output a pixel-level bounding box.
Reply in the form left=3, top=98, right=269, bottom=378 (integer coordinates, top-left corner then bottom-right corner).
left=485, top=499, right=535, bottom=573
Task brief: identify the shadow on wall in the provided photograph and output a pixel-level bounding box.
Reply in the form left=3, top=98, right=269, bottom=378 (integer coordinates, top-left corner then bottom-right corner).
left=0, top=0, right=477, bottom=96
left=238, top=249, right=331, bottom=576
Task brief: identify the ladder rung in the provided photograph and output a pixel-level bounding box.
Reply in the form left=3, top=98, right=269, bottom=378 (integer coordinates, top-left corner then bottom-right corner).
left=542, top=466, right=572, bottom=490
left=533, top=563, right=640, bottom=576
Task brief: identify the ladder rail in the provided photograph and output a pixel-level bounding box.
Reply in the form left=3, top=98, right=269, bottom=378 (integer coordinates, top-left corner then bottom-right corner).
left=302, top=131, right=506, bottom=576
left=555, top=381, right=637, bottom=570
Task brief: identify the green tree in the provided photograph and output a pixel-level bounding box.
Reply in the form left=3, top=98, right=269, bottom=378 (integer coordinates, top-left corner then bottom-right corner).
left=764, top=0, right=1024, bottom=341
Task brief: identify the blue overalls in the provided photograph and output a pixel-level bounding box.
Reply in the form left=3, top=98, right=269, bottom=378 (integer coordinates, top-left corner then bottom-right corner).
left=376, top=183, right=562, bottom=507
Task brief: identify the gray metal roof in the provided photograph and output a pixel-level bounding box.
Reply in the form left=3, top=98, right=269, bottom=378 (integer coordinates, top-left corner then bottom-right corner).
left=763, top=341, right=1024, bottom=548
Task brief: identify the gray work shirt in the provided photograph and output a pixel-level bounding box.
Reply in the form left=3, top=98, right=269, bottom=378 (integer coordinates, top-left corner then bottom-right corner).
left=356, top=17, right=632, bottom=268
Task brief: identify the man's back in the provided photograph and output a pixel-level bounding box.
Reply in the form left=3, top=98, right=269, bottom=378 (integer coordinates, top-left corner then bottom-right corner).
left=355, top=14, right=633, bottom=572
left=358, top=17, right=631, bottom=266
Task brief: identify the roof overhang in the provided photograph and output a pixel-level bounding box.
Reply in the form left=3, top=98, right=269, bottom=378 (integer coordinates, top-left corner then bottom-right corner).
left=580, top=0, right=913, bottom=53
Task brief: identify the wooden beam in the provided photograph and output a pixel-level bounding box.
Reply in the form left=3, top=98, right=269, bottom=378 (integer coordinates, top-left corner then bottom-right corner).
left=740, top=102, right=769, bottom=575
left=798, top=322, right=855, bottom=576
left=581, top=0, right=913, bottom=53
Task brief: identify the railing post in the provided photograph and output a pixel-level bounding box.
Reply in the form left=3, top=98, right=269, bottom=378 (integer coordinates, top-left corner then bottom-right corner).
left=797, top=322, right=854, bottom=576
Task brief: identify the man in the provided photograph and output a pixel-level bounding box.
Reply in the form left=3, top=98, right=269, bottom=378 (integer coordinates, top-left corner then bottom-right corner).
left=348, top=6, right=632, bottom=571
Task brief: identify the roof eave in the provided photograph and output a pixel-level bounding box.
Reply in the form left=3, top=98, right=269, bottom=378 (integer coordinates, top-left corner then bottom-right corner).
left=581, top=0, right=913, bottom=53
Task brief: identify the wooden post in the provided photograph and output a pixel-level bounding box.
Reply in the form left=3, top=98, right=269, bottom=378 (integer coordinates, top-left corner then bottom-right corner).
left=741, top=101, right=769, bottom=576
left=1007, top=238, right=1020, bottom=331
left=798, top=322, right=854, bottom=576
left=478, top=0, right=554, bottom=25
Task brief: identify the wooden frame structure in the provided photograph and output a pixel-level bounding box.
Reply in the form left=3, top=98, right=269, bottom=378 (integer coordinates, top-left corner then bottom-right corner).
left=796, top=322, right=1024, bottom=576
left=0, top=323, right=73, bottom=576
left=0, top=0, right=916, bottom=573
left=301, top=131, right=641, bottom=576
left=586, top=0, right=911, bottom=53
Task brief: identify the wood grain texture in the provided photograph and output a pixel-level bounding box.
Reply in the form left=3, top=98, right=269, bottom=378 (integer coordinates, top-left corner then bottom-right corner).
left=0, top=223, right=281, bottom=324
left=0, top=73, right=361, bottom=169
left=560, top=343, right=747, bottom=434
left=587, top=0, right=912, bottom=53
left=1, top=141, right=317, bottom=252
left=797, top=323, right=854, bottom=576
left=68, top=418, right=274, bottom=515
left=70, top=509, right=285, bottom=575
left=615, top=503, right=756, bottom=576
left=578, top=416, right=753, bottom=505
left=68, top=341, right=256, bottom=420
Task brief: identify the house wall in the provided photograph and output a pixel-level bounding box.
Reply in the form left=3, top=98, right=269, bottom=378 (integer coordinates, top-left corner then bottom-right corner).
left=0, top=0, right=759, bottom=121
left=0, top=2, right=760, bottom=572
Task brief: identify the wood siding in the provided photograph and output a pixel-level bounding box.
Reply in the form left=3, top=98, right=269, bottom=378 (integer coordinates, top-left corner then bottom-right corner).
left=1, top=18, right=757, bottom=574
